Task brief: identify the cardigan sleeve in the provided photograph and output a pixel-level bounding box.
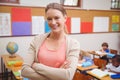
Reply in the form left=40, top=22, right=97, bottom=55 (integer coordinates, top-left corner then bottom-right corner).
left=21, top=65, right=49, bottom=80
left=21, top=35, right=49, bottom=80
left=32, top=39, right=80, bottom=80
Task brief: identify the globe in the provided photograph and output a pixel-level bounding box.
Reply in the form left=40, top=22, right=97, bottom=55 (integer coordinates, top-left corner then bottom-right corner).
left=6, top=42, right=18, bottom=58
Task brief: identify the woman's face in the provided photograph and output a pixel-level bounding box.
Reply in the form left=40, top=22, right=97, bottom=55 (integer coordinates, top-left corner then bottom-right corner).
left=46, top=9, right=67, bottom=33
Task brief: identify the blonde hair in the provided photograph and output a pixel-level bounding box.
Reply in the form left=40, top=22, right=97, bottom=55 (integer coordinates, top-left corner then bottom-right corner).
left=64, top=25, right=68, bottom=34
left=45, top=3, right=67, bottom=16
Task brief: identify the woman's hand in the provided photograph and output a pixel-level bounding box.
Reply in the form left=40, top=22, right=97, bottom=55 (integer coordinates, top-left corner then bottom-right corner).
left=60, top=61, right=71, bottom=69
left=32, top=62, right=40, bottom=70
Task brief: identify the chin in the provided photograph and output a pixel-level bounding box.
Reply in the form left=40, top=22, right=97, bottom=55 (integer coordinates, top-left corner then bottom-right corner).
left=52, top=30, right=60, bottom=33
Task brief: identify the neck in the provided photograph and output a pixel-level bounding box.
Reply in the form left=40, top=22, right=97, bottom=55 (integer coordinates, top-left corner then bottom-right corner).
left=49, top=31, right=66, bottom=40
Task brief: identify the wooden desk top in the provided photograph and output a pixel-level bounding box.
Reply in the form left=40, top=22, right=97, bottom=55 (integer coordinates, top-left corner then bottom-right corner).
left=87, top=71, right=120, bottom=80
left=77, top=64, right=98, bottom=71
left=1, top=54, right=23, bottom=80
left=1, top=54, right=23, bottom=69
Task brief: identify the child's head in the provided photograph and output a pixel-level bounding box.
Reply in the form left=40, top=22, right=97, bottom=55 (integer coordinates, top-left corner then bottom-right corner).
left=111, top=55, right=120, bottom=67
left=101, top=42, right=109, bottom=50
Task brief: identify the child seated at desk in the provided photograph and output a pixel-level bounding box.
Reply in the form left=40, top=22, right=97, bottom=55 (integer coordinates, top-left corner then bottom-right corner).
left=106, top=55, right=120, bottom=74
left=96, top=42, right=115, bottom=63
left=78, top=50, right=93, bottom=67
left=100, top=42, right=110, bottom=63
left=101, top=42, right=110, bottom=53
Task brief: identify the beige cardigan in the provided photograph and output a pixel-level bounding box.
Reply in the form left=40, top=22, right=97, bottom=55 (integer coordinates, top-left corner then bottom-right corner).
left=21, top=33, right=80, bottom=80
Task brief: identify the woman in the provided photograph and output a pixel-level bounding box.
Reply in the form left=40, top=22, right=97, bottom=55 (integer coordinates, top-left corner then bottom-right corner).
left=21, top=3, right=80, bottom=80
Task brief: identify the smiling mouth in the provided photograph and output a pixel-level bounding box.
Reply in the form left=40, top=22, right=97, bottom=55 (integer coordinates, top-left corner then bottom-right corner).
left=52, top=26, right=58, bottom=29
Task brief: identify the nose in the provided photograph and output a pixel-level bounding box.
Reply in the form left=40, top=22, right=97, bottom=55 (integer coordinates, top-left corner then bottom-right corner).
left=51, top=19, right=56, bottom=24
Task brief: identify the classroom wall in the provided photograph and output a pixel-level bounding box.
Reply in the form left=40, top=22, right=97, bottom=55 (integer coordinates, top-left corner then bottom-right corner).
left=19, top=0, right=111, bottom=10
left=0, top=0, right=111, bottom=10
left=0, top=0, right=119, bottom=73
left=0, top=33, right=120, bottom=56
left=21, top=0, right=111, bottom=10
left=82, top=0, right=111, bottom=10
left=20, top=0, right=60, bottom=7
left=0, top=33, right=120, bottom=73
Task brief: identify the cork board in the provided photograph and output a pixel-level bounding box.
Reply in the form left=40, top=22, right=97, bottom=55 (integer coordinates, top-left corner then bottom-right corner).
left=0, top=5, right=120, bottom=36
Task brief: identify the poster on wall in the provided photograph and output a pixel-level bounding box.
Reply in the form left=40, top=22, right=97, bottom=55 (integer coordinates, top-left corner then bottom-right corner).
left=81, top=22, right=93, bottom=33
left=93, top=17, right=109, bottom=32
left=32, top=16, right=45, bottom=35
left=71, top=17, right=81, bottom=33
left=45, top=21, right=51, bottom=33
left=0, top=13, right=11, bottom=36
left=66, top=17, right=71, bottom=34
left=11, top=8, right=32, bottom=36
left=112, top=24, right=119, bottom=31
left=112, top=15, right=119, bottom=23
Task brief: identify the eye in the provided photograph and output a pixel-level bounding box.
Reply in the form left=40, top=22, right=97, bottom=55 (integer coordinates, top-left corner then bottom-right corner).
left=47, top=17, right=52, bottom=21
left=54, top=16, right=59, bottom=20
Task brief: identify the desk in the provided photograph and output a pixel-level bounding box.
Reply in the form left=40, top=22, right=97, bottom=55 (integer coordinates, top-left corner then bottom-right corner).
left=75, top=65, right=98, bottom=80
left=87, top=71, right=120, bottom=80
left=77, top=65, right=98, bottom=71
left=1, top=54, right=23, bottom=80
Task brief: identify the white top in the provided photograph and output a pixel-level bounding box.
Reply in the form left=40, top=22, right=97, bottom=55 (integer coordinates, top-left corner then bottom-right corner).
left=106, top=63, right=120, bottom=72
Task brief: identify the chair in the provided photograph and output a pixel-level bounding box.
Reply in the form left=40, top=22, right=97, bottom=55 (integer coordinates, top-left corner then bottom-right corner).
left=93, top=58, right=107, bottom=69
left=73, top=72, right=81, bottom=80
left=110, top=49, right=118, bottom=55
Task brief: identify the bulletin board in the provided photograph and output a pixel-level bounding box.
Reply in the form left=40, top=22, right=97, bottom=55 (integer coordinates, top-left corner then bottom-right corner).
left=0, top=5, right=120, bottom=36
left=66, top=9, right=120, bottom=33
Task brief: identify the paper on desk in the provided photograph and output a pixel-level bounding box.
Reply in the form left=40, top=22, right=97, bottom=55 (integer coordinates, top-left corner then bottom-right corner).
left=104, top=69, right=116, bottom=75
left=13, top=71, right=20, bottom=76
left=13, top=70, right=22, bottom=77
left=89, top=69, right=109, bottom=78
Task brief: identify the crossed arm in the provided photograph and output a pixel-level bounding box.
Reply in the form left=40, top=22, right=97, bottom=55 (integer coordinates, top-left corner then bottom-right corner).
left=21, top=36, right=80, bottom=80
left=21, top=49, right=79, bottom=80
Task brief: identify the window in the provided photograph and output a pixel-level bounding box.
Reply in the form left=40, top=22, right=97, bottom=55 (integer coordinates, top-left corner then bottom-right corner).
left=0, top=0, right=19, bottom=4
left=111, top=0, right=120, bottom=9
left=61, top=0, right=81, bottom=7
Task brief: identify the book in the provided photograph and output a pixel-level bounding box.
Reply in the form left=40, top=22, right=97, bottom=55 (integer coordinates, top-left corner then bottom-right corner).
left=13, top=71, right=20, bottom=76
left=7, top=60, right=23, bottom=67
left=13, top=70, right=21, bottom=77
left=104, top=69, right=116, bottom=76
left=89, top=69, right=109, bottom=79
